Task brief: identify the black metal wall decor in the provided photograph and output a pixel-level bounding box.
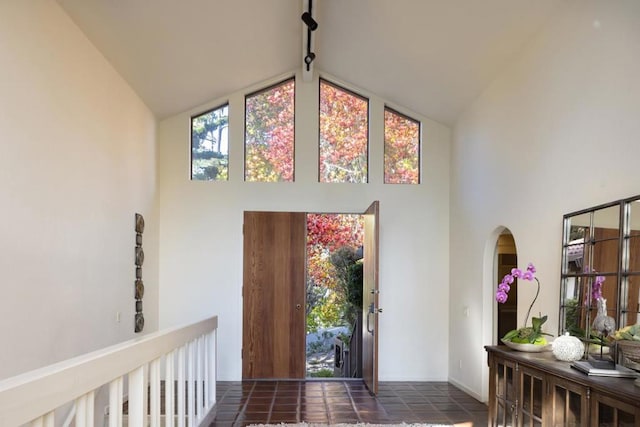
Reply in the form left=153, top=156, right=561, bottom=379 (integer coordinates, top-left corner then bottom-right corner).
left=134, top=213, right=145, bottom=333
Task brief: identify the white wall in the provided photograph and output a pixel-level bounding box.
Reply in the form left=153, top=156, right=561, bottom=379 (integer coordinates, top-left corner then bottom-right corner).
left=0, top=0, right=158, bottom=380
left=158, top=71, right=451, bottom=381
left=450, top=0, right=640, bottom=400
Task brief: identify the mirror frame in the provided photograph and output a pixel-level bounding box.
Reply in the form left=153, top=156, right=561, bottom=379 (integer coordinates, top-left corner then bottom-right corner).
left=559, top=194, right=640, bottom=343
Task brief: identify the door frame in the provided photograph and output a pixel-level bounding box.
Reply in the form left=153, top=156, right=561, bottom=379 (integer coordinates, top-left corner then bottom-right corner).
left=362, top=201, right=380, bottom=394
left=241, top=203, right=380, bottom=382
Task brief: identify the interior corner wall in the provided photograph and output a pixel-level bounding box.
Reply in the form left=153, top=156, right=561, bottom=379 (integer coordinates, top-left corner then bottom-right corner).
left=0, top=1, right=158, bottom=380
left=157, top=71, right=451, bottom=381
left=449, top=0, right=640, bottom=401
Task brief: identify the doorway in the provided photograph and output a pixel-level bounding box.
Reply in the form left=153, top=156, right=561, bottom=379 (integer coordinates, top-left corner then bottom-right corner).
left=496, top=231, right=518, bottom=340
left=305, top=213, right=364, bottom=378
left=242, top=202, right=379, bottom=392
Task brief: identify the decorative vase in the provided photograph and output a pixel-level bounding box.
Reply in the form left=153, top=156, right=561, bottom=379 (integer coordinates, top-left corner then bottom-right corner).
left=552, top=332, right=584, bottom=361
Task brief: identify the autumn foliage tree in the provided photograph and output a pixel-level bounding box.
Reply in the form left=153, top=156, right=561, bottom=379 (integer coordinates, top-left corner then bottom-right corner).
left=319, top=80, right=368, bottom=183
left=245, top=79, right=295, bottom=182
left=384, top=108, right=420, bottom=184
left=306, top=214, right=363, bottom=333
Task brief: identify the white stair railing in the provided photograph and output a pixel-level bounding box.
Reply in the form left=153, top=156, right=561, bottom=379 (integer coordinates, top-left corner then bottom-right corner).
left=0, top=316, right=217, bottom=427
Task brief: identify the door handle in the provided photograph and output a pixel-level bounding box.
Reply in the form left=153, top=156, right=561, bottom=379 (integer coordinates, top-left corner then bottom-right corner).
left=296, top=304, right=301, bottom=310
left=367, top=306, right=374, bottom=334
left=366, top=303, right=382, bottom=334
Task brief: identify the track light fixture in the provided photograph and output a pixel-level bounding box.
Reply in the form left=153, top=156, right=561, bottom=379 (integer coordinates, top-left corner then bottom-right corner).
left=304, top=52, right=316, bottom=65
left=301, top=11, right=318, bottom=31
left=302, top=0, right=317, bottom=74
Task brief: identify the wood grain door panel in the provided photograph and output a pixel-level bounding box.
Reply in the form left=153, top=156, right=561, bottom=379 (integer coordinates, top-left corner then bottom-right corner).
left=242, top=211, right=306, bottom=379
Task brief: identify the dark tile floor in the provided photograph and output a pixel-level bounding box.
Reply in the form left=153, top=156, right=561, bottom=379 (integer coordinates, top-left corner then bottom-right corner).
left=208, top=380, right=487, bottom=426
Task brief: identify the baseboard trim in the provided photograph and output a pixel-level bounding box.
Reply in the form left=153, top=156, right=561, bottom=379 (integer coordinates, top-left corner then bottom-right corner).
left=447, top=377, right=485, bottom=403
left=199, top=402, right=217, bottom=426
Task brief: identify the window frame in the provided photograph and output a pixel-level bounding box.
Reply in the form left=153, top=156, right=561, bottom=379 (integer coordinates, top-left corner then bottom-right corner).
left=383, top=106, right=421, bottom=185
left=243, top=77, right=296, bottom=182
left=318, top=78, right=370, bottom=184
left=190, top=102, right=230, bottom=182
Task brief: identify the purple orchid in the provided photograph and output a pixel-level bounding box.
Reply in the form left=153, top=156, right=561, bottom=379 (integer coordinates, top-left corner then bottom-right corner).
left=496, top=290, right=508, bottom=304
left=495, top=262, right=541, bottom=326
left=498, top=282, right=511, bottom=293
left=592, top=275, right=605, bottom=302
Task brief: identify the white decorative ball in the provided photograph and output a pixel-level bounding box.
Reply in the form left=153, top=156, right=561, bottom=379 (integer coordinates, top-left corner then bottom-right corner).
left=552, top=333, right=585, bottom=361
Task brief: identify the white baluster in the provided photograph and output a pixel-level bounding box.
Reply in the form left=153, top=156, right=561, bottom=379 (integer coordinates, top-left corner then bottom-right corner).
left=177, top=345, right=186, bottom=427
left=150, top=358, right=161, bottom=427
left=196, top=337, right=202, bottom=421
left=86, top=391, right=94, bottom=427
left=76, top=394, right=87, bottom=427
left=117, top=376, right=124, bottom=426
left=109, top=376, right=124, bottom=427
left=209, top=329, right=217, bottom=406
left=43, top=411, right=54, bottom=427
left=30, top=412, right=54, bottom=427
left=165, top=350, right=175, bottom=427
left=187, top=340, right=195, bottom=427
left=128, top=366, right=145, bottom=427
left=203, top=334, right=209, bottom=410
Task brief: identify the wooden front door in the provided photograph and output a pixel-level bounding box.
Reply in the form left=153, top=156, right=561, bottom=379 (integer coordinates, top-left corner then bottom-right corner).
left=242, top=211, right=306, bottom=379
left=362, top=201, right=380, bottom=394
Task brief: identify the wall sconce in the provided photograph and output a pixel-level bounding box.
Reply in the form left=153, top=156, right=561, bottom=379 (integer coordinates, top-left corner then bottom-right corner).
left=301, top=11, right=318, bottom=31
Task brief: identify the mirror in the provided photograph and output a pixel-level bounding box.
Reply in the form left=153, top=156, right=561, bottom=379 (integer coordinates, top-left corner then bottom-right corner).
left=560, top=196, right=640, bottom=346
left=624, top=200, right=640, bottom=325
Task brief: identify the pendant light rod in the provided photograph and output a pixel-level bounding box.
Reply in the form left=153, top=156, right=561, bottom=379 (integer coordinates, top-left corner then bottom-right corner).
left=301, top=0, right=317, bottom=80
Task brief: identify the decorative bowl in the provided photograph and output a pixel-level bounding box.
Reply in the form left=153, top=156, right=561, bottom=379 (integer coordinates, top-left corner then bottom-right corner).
left=616, top=340, right=640, bottom=370
left=502, top=339, right=552, bottom=353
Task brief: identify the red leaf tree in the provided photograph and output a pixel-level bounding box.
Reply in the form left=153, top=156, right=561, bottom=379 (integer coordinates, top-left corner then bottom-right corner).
left=319, top=80, right=368, bottom=183
left=245, top=79, right=295, bottom=182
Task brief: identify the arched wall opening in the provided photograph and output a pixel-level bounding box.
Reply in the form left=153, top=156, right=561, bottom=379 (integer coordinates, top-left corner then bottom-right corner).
left=480, top=226, right=518, bottom=402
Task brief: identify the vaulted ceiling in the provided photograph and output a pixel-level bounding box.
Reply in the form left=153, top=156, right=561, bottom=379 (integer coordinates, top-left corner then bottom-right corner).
left=57, top=0, right=563, bottom=125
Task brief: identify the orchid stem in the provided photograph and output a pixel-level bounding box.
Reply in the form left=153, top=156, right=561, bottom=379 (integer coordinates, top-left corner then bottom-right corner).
left=524, top=277, right=540, bottom=326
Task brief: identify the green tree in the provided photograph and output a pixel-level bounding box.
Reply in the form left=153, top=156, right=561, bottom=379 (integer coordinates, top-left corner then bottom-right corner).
left=191, top=105, right=229, bottom=181
left=330, top=247, right=364, bottom=328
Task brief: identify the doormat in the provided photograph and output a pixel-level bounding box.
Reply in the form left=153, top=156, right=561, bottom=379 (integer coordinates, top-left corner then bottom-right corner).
left=247, top=424, right=455, bottom=427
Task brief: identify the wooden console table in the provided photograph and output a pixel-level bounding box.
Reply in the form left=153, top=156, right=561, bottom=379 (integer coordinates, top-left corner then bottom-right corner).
left=486, top=345, right=640, bottom=426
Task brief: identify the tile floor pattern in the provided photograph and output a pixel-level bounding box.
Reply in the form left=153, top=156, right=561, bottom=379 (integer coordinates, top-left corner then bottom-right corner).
left=208, top=380, right=488, bottom=426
